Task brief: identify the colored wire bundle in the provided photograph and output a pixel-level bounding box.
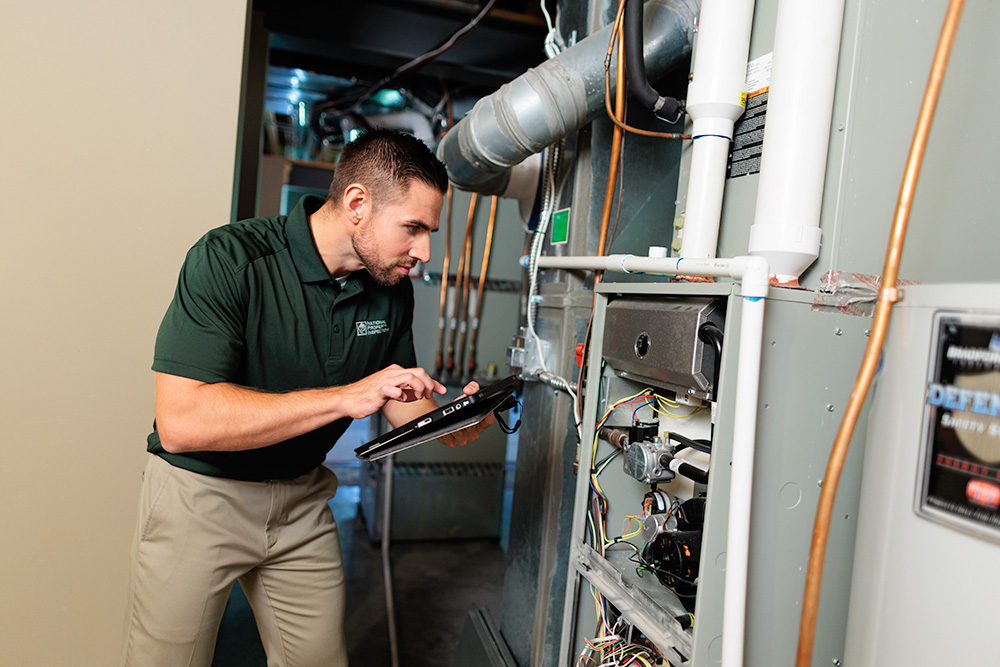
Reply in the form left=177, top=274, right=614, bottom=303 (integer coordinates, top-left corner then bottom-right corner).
left=577, top=609, right=669, bottom=667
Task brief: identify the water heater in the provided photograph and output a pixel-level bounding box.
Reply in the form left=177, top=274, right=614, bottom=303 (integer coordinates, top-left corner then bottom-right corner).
left=845, top=284, right=1000, bottom=664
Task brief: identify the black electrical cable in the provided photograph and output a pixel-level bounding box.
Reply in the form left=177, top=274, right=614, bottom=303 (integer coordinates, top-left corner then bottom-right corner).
left=623, top=0, right=683, bottom=121
left=698, top=322, right=723, bottom=359
left=698, top=321, right=724, bottom=398
left=352, top=0, right=499, bottom=111
left=668, top=431, right=712, bottom=455
left=675, top=460, right=709, bottom=485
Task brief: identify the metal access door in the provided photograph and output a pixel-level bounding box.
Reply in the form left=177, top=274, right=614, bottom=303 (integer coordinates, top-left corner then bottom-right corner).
left=845, top=284, right=1000, bottom=665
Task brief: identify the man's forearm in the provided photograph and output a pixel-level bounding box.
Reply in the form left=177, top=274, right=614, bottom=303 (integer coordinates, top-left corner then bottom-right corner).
left=155, top=374, right=348, bottom=453
left=154, top=366, right=446, bottom=454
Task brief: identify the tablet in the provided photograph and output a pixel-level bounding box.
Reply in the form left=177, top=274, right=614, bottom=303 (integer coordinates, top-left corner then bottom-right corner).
left=354, top=374, right=522, bottom=462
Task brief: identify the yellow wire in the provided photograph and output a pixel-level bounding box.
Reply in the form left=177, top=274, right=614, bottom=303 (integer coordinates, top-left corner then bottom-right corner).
left=593, top=388, right=654, bottom=467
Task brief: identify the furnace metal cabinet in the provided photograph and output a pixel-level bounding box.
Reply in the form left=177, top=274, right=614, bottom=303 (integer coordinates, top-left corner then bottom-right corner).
left=558, top=281, right=872, bottom=666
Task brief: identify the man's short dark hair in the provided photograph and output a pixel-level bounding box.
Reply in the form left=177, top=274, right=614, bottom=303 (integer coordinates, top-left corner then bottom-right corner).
left=328, top=128, right=449, bottom=209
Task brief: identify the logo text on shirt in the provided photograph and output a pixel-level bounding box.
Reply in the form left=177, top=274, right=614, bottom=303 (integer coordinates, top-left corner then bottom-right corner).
left=356, top=320, right=390, bottom=336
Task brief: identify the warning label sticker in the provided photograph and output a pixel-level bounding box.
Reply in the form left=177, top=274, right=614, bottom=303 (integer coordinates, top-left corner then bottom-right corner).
left=727, top=53, right=772, bottom=180
left=920, top=315, right=1000, bottom=535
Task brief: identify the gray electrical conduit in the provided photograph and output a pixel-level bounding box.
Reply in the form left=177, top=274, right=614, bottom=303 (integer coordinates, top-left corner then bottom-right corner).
left=437, top=0, right=699, bottom=196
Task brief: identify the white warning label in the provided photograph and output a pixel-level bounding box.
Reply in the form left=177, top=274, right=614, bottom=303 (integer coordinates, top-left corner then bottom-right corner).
left=727, top=53, right=773, bottom=180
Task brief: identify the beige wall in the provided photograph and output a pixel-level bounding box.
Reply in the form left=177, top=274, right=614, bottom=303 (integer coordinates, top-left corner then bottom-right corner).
left=0, top=1, right=249, bottom=663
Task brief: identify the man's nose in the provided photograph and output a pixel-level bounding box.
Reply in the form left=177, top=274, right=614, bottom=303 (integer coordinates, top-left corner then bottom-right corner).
left=410, top=233, right=431, bottom=263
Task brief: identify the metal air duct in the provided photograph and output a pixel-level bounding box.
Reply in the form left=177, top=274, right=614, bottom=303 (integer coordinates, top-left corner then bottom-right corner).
left=438, top=0, right=700, bottom=195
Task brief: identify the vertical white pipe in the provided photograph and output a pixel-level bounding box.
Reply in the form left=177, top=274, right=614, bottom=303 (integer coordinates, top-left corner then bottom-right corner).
left=679, top=0, right=756, bottom=260
left=721, top=288, right=767, bottom=667
left=532, top=252, right=770, bottom=667
left=748, top=0, right=847, bottom=284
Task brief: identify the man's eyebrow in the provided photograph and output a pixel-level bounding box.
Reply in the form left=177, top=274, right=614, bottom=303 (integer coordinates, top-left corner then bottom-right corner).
left=405, top=219, right=435, bottom=231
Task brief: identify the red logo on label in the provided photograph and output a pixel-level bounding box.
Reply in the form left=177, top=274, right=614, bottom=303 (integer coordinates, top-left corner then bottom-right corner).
left=966, top=479, right=1000, bottom=509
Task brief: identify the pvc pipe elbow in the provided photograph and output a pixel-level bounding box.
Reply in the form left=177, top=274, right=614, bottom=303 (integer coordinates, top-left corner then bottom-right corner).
left=731, top=255, right=770, bottom=298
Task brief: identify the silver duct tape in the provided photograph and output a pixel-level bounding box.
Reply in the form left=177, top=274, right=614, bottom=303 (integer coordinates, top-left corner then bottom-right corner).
left=811, top=270, right=925, bottom=316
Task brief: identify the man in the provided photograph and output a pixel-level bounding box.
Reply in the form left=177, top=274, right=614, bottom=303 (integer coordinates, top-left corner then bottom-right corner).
left=122, top=129, right=491, bottom=666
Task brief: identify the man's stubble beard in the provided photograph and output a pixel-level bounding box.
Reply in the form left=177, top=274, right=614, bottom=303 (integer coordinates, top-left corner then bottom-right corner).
left=352, top=225, right=409, bottom=287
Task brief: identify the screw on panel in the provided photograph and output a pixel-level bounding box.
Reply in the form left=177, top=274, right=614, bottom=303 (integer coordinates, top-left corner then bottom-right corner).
left=865, top=329, right=871, bottom=337
left=835, top=328, right=843, bottom=336
left=827, top=404, right=835, bottom=412
left=833, top=660, right=842, bottom=666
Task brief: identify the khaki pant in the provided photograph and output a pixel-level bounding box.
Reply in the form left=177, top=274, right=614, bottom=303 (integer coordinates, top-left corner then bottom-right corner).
left=122, top=455, right=348, bottom=667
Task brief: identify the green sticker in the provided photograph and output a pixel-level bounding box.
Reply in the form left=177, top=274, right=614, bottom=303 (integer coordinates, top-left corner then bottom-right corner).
left=551, top=208, right=570, bottom=245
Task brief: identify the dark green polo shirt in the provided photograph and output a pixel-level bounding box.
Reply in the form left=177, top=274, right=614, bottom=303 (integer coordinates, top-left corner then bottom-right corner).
left=147, top=195, right=417, bottom=481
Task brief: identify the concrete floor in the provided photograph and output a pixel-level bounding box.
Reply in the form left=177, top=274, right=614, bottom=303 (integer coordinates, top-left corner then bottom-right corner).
left=211, top=484, right=506, bottom=667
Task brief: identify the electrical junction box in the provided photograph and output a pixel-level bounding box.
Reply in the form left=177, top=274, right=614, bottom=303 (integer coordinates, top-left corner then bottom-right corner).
left=602, top=297, right=725, bottom=400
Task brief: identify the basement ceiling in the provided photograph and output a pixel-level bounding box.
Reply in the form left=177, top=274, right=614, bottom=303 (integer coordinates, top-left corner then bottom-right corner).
left=256, top=0, right=550, bottom=118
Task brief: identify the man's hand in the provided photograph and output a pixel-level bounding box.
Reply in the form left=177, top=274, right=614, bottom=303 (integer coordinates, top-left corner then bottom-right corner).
left=437, top=381, right=495, bottom=448
left=338, top=365, right=446, bottom=419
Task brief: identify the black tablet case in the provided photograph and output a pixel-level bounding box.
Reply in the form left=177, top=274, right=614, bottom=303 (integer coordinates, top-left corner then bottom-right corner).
left=354, top=375, right=521, bottom=461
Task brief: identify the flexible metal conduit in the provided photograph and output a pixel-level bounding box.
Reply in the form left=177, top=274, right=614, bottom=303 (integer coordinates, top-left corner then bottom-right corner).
left=438, top=0, right=699, bottom=195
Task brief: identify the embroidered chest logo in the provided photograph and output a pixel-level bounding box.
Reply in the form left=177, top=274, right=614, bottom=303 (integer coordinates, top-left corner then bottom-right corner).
left=356, top=320, right=390, bottom=337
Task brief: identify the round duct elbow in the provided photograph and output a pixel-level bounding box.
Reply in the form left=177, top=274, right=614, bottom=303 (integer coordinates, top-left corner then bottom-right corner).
left=439, top=0, right=699, bottom=195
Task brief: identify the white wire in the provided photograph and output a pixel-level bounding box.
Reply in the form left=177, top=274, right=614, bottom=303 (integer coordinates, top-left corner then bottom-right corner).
left=382, top=455, right=399, bottom=667
left=539, top=0, right=564, bottom=59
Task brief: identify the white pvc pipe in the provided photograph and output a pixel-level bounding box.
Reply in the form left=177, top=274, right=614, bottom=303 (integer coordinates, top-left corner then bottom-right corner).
left=720, top=294, right=765, bottom=667
left=535, top=252, right=768, bottom=666
left=748, top=0, right=847, bottom=284
left=679, top=0, right=756, bottom=260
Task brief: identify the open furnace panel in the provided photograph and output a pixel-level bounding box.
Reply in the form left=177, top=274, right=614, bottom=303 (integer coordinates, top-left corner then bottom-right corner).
left=558, top=283, right=738, bottom=666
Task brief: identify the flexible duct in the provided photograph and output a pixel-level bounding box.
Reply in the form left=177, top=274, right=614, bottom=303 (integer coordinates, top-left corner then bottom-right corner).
left=438, top=0, right=700, bottom=195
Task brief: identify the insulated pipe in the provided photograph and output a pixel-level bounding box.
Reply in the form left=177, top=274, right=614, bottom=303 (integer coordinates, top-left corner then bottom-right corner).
left=625, top=0, right=683, bottom=120
left=678, top=0, right=756, bottom=260
left=748, top=0, right=847, bottom=285
left=535, top=252, right=768, bottom=666
left=438, top=0, right=699, bottom=195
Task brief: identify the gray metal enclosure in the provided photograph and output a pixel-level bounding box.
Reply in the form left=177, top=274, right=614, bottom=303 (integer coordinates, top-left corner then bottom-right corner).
left=480, top=0, right=1000, bottom=664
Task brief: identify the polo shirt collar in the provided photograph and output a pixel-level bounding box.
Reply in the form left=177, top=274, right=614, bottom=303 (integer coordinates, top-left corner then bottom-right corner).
left=286, top=195, right=373, bottom=298
left=286, top=195, right=342, bottom=284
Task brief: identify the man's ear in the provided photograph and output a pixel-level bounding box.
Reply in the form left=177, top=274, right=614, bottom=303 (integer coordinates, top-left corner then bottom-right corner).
left=342, top=183, right=370, bottom=225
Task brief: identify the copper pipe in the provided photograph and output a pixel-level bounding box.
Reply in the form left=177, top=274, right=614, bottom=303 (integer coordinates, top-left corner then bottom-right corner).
left=468, top=196, right=498, bottom=376
left=456, top=202, right=476, bottom=378
left=434, top=184, right=453, bottom=376
left=596, top=0, right=628, bottom=285
left=447, top=193, right=477, bottom=376
left=795, top=1, right=965, bottom=664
